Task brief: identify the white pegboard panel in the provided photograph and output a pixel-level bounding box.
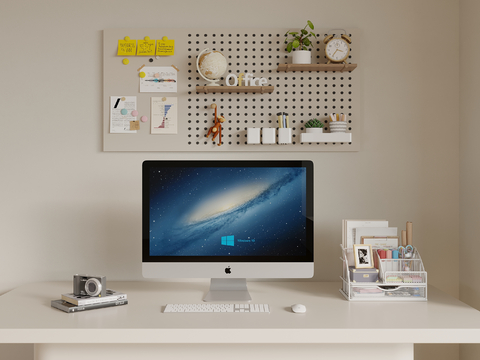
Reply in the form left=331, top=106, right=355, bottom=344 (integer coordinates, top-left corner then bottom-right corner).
left=103, top=28, right=360, bottom=152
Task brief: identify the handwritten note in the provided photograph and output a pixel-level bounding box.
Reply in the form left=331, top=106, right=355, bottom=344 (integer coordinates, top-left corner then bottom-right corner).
left=156, top=36, right=175, bottom=56
left=137, top=37, right=155, bottom=56
left=117, top=37, right=137, bottom=56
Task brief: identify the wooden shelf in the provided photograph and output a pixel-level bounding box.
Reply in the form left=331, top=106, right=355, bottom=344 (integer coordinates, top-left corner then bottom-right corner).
left=196, top=86, right=275, bottom=94
left=300, top=132, right=352, bottom=143
left=277, top=63, right=357, bottom=73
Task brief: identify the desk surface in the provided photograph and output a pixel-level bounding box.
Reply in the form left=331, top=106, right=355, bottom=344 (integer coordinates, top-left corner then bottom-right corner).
left=1, top=281, right=480, bottom=344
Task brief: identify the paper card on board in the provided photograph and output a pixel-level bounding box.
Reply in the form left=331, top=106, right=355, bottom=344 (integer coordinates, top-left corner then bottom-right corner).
left=151, top=97, right=177, bottom=134
left=110, top=96, right=137, bottom=133
left=140, top=66, right=177, bottom=93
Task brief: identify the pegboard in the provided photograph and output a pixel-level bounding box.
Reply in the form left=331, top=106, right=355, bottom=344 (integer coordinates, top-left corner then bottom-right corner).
left=103, top=28, right=360, bottom=152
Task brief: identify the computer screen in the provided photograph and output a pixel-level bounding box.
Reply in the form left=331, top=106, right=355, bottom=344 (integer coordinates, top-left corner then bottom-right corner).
left=142, top=160, right=313, bottom=301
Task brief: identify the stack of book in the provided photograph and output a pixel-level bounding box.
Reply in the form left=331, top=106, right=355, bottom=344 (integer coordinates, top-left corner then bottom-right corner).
left=51, top=289, right=128, bottom=313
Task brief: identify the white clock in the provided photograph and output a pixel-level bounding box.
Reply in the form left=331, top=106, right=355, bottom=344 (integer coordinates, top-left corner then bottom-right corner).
left=323, top=33, right=352, bottom=64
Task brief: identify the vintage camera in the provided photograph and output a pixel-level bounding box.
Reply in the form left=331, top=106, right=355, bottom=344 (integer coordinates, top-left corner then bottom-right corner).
left=73, top=274, right=107, bottom=297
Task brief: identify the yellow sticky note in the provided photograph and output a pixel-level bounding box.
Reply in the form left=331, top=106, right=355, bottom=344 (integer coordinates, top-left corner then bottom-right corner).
left=137, top=36, right=156, bottom=56
left=117, top=37, right=137, bottom=56
left=156, top=36, right=175, bottom=56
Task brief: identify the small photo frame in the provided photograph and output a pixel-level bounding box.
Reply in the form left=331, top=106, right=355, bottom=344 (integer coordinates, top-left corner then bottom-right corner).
left=353, top=244, right=374, bottom=269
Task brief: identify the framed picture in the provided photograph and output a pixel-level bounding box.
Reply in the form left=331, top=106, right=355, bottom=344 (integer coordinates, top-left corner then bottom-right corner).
left=353, top=244, right=374, bottom=269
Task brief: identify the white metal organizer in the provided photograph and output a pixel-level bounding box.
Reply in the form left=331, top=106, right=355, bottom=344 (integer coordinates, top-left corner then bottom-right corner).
left=339, top=245, right=427, bottom=301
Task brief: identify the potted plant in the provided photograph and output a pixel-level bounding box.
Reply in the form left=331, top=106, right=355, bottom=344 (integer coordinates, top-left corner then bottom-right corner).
left=284, top=20, right=317, bottom=64
left=305, top=118, right=324, bottom=133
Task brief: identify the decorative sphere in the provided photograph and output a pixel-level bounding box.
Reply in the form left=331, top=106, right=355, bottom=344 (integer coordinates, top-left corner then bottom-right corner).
left=198, top=50, right=227, bottom=80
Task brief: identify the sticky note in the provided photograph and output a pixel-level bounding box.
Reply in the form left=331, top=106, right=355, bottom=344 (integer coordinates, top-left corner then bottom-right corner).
left=156, top=36, right=175, bottom=56
left=130, top=120, right=140, bottom=130
left=117, top=37, right=137, bottom=56
left=137, top=36, right=155, bottom=56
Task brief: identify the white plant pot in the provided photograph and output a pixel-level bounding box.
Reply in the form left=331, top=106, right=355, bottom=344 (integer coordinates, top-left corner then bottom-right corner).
left=306, top=128, right=323, bottom=134
left=292, top=50, right=311, bottom=64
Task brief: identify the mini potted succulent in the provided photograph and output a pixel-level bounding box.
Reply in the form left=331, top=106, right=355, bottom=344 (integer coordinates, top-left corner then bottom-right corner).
left=305, top=118, right=324, bottom=133
left=284, top=20, right=317, bottom=64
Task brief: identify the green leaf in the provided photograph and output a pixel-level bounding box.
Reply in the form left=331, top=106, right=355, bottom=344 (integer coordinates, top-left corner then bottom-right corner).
left=289, top=31, right=298, bottom=35
left=302, top=45, right=307, bottom=50
left=286, top=43, right=292, bottom=52
left=292, top=39, right=300, bottom=48
left=303, top=38, right=311, bottom=46
left=307, top=20, right=314, bottom=30
left=310, top=31, right=317, bottom=38
left=301, top=29, right=308, bottom=35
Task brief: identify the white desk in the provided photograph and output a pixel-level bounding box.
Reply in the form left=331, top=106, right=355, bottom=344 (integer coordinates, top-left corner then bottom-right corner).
left=1, top=281, right=480, bottom=360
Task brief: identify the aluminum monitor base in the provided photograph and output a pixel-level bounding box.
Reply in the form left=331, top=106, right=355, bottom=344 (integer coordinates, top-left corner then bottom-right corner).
left=203, top=278, right=252, bottom=302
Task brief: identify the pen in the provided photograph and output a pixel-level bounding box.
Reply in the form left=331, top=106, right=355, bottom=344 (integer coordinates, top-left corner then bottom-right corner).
left=277, top=113, right=283, bottom=128
left=285, top=113, right=289, bottom=128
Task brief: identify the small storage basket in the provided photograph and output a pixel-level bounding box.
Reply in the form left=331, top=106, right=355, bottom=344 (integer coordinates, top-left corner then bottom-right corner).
left=340, top=245, right=427, bottom=301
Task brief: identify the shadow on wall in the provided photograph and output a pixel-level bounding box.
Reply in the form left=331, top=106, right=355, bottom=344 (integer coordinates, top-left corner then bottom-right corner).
left=28, top=201, right=142, bottom=281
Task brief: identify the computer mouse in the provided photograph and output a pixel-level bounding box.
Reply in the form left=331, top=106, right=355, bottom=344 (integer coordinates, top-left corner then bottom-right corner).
left=291, top=304, right=306, bottom=313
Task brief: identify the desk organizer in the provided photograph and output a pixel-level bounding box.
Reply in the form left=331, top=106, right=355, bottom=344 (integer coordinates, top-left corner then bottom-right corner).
left=340, top=245, right=428, bottom=301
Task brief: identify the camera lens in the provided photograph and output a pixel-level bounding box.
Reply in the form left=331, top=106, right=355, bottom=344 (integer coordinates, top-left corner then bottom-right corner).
left=85, top=278, right=102, bottom=297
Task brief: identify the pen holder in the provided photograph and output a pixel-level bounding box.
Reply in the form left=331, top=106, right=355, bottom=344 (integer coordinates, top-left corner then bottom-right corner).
left=247, top=128, right=261, bottom=144
left=278, top=128, right=292, bottom=145
left=329, top=121, right=347, bottom=133
left=262, top=128, right=276, bottom=144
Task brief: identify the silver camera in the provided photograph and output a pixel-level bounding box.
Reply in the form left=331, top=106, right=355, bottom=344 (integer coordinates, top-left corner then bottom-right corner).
left=73, top=274, right=107, bottom=297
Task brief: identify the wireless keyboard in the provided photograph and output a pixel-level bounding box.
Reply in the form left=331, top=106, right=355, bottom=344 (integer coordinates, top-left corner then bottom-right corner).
left=164, top=303, right=270, bottom=313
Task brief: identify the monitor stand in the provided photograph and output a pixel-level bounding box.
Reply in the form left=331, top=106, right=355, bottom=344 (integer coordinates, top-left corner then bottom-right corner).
left=203, top=278, right=252, bottom=302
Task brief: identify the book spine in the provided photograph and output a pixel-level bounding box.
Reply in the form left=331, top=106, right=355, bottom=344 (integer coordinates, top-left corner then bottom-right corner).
left=52, top=300, right=128, bottom=313
left=62, top=294, right=127, bottom=306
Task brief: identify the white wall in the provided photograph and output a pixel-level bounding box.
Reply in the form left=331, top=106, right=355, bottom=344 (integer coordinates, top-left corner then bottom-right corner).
left=0, top=1, right=460, bottom=359
left=459, top=0, right=480, bottom=358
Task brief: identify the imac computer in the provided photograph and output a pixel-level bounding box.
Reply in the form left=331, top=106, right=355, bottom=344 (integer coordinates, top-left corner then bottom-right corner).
left=142, top=160, right=314, bottom=301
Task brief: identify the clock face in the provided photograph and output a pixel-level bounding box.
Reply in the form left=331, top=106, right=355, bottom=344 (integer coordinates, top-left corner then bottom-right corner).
left=325, top=38, right=349, bottom=62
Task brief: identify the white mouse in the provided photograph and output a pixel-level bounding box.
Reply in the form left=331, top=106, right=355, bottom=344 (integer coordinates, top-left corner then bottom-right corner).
left=291, top=304, right=306, bottom=313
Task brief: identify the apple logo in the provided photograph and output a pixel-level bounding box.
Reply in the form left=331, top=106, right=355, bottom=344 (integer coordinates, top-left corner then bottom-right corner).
left=225, top=266, right=231, bottom=274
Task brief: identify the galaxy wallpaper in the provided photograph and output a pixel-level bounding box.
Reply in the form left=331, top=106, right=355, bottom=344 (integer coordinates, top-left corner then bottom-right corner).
left=147, top=166, right=308, bottom=257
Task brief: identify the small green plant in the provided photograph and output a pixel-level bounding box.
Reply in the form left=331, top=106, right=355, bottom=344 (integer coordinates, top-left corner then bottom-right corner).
left=284, top=20, right=317, bottom=53
left=305, top=119, right=324, bottom=128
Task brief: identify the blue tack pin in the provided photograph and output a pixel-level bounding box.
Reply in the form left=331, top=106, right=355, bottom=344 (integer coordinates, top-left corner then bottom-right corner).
left=121, top=109, right=128, bottom=115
